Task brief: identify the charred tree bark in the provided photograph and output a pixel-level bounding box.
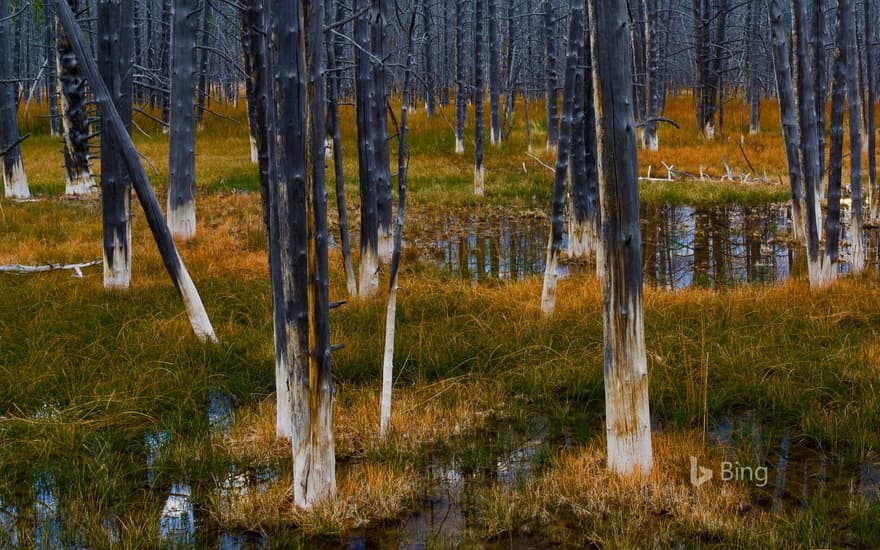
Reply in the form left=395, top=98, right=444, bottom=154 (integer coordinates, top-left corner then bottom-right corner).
left=57, top=0, right=97, bottom=195
left=327, top=1, right=356, bottom=297
left=746, top=0, right=761, bottom=134
left=767, top=0, right=806, bottom=242
left=421, top=3, right=434, bottom=116
left=45, top=1, right=61, bottom=136
left=569, top=6, right=600, bottom=260
left=354, top=0, right=379, bottom=296
left=845, top=0, right=863, bottom=273
left=268, top=0, right=335, bottom=507
left=166, top=0, right=198, bottom=240
left=55, top=0, right=216, bottom=342
left=473, top=0, right=485, bottom=195
left=98, top=0, right=134, bottom=289
left=641, top=0, right=660, bottom=150
left=0, top=0, right=29, bottom=198
left=487, top=0, right=501, bottom=144
left=543, top=0, right=558, bottom=152
left=812, top=0, right=827, bottom=190
left=454, top=0, right=466, bottom=153
left=195, top=0, right=211, bottom=128
left=793, top=0, right=825, bottom=285
left=371, top=1, right=393, bottom=262
left=240, top=0, right=291, bottom=439
left=588, top=0, right=652, bottom=476
left=866, top=1, right=878, bottom=222
left=541, top=0, right=583, bottom=317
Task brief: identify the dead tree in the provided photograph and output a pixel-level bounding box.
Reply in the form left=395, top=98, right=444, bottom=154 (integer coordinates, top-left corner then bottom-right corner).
left=0, top=0, right=29, bottom=199
left=166, top=0, right=199, bottom=239
left=454, top=0, right=466, bottom=153
left=473, top=0, right=485, bottom=195
left=767, top=0, right=806, bottom=241
left=57, top=0, right=97, bottom=195
left=372, top=1, right=393, bottom=262
left=354, top=0, right=379, bottom=296
left=588, top=0, right=653, bottom=476
left=866, top=1, right=878, bottom=223
left=543, top=0, right=558, bottom=152
left=541, top=0, right=583, bottom=317
left=487, top=0, right=501, bottom=144
left=45, top=1, right=61, bottom=136
left=98, top=0, right=134, bottom=288
left=55, top=0, right=217, bottom=342
left=845, top=0, right=862, bottom=272
left=267, top=0, right=335, bottom=507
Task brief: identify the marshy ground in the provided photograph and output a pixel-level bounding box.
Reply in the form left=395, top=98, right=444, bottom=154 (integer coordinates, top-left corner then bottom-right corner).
left=1, top=97, right=878, bottom=547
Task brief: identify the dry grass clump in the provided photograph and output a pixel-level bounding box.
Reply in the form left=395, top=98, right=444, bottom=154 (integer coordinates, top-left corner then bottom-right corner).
left=476, top=431, right=776, bottom=547
left=208, top=460, right=423, bottom=536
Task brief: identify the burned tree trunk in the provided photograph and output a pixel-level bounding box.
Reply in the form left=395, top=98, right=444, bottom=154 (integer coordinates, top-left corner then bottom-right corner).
left=473, top=0, right=485, bottom=195
left=569, top=6, right=600, bottom=260
left=45, top=1, right=61, bottom=136
left=240, top=0, right=291, bottom=439
left=371, top=1, right=393, bottom=262
left=541, top=0, right=583, bottom=317
left=354, top=0, right=379, bottom=296
left=166, top=0, right=198, bottom=240
left=588, top=0, right=652, bottom=476
left=793, top=0, right=824, bottom=284
left=267, top=0, right=335, bottom=507
left=746, top=0, right=761, bottom=134
left=421, top=3, right=434, bottom=116
left=543, top=0, right=558, bottom=152
left=381, top=4, right=417, bottom=437
left=55, top=0, right=216, bottom=342
left=487, top=0, right=501, bottom=144
left=866, top=1, right=878, bottom=223
left=57, top=0, right=97, bottom=195
left=195, top=0, right=211, bottom=129
left=0, top=0, right=29, bottom=199
left=641, top=0, right=661, bottom=150
left=812, top=0, right=827, bottom=190
left=327, top=1, right=356, bottom=297
left=98, top=0, right=134, bottom=289
left=767, top=0, right=806, bottom=242
left=845, top=0, right=863, bottom=273
left=454, top=0, right=466, bottom=153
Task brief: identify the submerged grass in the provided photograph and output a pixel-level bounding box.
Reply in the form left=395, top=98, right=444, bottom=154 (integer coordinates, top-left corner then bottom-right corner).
left=0, top=96, right=877, bottom=546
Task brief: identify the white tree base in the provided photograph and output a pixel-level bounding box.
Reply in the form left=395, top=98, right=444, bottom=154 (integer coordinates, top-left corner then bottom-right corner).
left=324, top=135, right=334, bottom=161
left=103, top=236, right=131, bottom=290
left=380, top=284, right=398, bottom=437
left=546, top=141, right=558, bottom=155
left=378, top=231, right=394, bottom=264
left=276, top=352, right=293, bottom=439
left=167, top=201, right=197, bottom=240
left=250, top=135, right=259, bottom=164
left=474, top=165, right=485, bottom=196
left=3, top=158, right=30, bottom=199
left=703, top=122, right=715, bottom=140
left=358, top=246, right=379, bottom=298
left=540, top=245, right=559, bottom=318
left=455, top=137, right=464, bottom=154
left=642, top=132, right=658, bottom=151
left=568, top=219, right=594, bottom=258
left=851, top=227, right=865, bottom=274
left=65, top=172, right=97, bottom=196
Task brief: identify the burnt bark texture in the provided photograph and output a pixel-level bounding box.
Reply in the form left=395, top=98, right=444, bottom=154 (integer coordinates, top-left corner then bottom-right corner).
left=0, top=0, right=29, bottom=198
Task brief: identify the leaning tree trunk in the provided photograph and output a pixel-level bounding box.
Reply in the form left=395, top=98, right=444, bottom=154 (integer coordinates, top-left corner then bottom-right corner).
left=0, top=0, right=29, bottom=199
left=473, top=0, right=485, bottom=195
left=98, top=0, right=134, bottom=289
left=381, top=4, right=416, bottom=437
left=166, top=0, right=198, bottom=240
left=487, top=0, right=501, bottom=144
left=454, top=0, right=466, bottom=153
left=844, top=0, right=863, bottom=273
left=793, top=0, right=825, bottom=284
left=767, top=0, right=806, bottom=242
left=55, top=0, right=216, bottom=343
left=588, top=0, right=652, bottom=476
left=267, top=0, right=335, bottom=508
left=354, top=0, right=379, bottom=297
left=57, top=0, right=97, bottom=195
left=541, top=0, right=583, bottom=318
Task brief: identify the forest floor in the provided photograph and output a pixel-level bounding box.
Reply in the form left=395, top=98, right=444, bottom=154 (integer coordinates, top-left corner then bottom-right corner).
left=1, top=97, right=877, bottom=547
